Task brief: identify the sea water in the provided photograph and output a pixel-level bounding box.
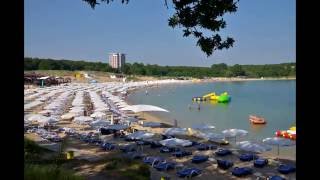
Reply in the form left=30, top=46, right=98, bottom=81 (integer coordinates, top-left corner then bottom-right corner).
left=127, top=80, right=296, bottom=159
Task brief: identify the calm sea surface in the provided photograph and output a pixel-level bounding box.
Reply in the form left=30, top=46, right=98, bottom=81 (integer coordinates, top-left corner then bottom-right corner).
left=127, top=80, right=296, bottom=158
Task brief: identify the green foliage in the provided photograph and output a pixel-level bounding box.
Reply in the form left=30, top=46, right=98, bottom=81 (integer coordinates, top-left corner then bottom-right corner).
left=25, top=57, right=295, bottom=78
left=24, top=164, right=84, bottom=180
left=82, top=0, right=239, bottom=56
left=104, top=157, right=150, bottom=180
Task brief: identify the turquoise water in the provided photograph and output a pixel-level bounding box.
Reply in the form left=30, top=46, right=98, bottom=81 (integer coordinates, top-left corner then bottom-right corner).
left=127, top=80, right=296, bottom=158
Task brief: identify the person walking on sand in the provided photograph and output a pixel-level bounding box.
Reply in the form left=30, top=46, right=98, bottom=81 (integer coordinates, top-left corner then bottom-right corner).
left=198, top=104, right=201, bottom=111
left=188, top=104, right=192, bottom=110
left=174, top=119, right=178, bottom=127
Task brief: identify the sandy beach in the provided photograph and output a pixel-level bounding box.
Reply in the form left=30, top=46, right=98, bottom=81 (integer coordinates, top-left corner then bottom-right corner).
left=24, top=80, right=296, bottom=180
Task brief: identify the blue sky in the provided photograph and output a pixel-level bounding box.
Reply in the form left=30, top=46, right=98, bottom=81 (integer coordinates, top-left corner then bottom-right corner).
left=25, top=0, right=295, bottom=66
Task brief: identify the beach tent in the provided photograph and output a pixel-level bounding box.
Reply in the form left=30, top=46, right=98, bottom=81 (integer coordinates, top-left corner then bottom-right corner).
left=222, top=129, right=248, bottom=143
left=191, top=123, right=215, bottom=131
left=163, top=128, right=192, bottom=136
left=159, top=138, right=192, bottom=147
left=120, top=104, right=169, bottom=113
left=236, top=141, right=272, bottom=153
left=262, top=137, right=295, bottom=156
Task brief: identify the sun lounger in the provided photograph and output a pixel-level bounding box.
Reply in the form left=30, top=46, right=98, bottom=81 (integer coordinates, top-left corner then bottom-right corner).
left=268, top=175, right=286, bottom=180
left=143, top=156, right=165, bottom=167
left=215, top=149, right=232, bottom=156
left=150, top=141, right=163, bottom=148
left=162, top=135, right=175, bottom=140
left=154, top=161, right=176, bottom=171
left=136, top=140, right=151, bottom=146
left=239, top=153, right=259, bottom=161
left=177, top=167, right=202, bottom=178
left=120, top=145, right=136, bottom=153
left=254, top=158, right=269, bottom=168
left=232, top=167, right=253, bottom=177
left=277, top=164, right=296, bottom=174
left=196, top=143, right=217, bottom=151
left=124, top=152, right=145, bottom=160
left=172, top=150, right=192, bottom=158
left=160, top=146, right=179, bottom=153
left=192, top=155, right=209, bottom=163
left=101, top=143, right=116, bottom=150
left=217, top=159, right=234, bottom=169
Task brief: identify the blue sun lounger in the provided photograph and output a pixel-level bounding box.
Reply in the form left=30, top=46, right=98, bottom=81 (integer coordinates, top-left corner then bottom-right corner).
left=136, top=140, right=151, bottom=145
left=154, top=161, right=176, bottom=171
left=192, top=155, right=209, bottom=163
left=217, top=159, right=234, bottom=170
left=150, top=141, right=163, bottom=148
left=278, top=164, right=296, bottom=174
left=101, top=143, right=116, bottom=150
left=143, top=156, right=165, bottom=167
left=120, top=145, right=136, bottom=153
left=177, top=167, right=202, bottom=178
left=254, top=158, right=268, bottom=168
left=231, top=167, right=253, bottom=177
left=268, top=175, right=286, bottom=180
left=172, top=150, right=192, bottom=158
left=215, top=149, right=232, bottom=156
left=239, top=153, right=259, bottom=161
left=196, top=143, right=217, bottom=151
left=160, top=146, right=179, bottom=153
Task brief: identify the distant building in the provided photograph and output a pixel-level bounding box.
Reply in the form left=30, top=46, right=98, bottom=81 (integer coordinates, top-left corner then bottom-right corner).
left=109, top=53, right=126, bottom=69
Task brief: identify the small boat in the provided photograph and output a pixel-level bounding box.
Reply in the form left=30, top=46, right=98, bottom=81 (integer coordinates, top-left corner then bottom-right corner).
left=249, top=115, right=267, bottom=124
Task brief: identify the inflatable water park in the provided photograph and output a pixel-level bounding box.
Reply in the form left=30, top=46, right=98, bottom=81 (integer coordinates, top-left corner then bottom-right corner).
left=192, top=92, right=231, bottom=103
left=275, top=126, right=296, bottom=140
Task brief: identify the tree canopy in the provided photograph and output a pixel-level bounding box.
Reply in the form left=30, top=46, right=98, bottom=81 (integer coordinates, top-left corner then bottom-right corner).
left=24, top=57, right=296, bottom=78
left=82, top=0, right=238, bottom=56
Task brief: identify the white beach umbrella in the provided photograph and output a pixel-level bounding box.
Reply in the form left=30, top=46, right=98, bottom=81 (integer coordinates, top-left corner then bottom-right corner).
left=120, top=104, right=169, bottom=113
left=163, top=128, right=192, bottom=136
left=73, top=116, right=93, bottom=124
left=263, top=137, right=296, bottom=156
left=126, top=131, right=155, bottom=140
left=90, top=119, right=110, bottom=127
left=192, top=123, right=215, bottom=131
left=194, top=131, right=226, bottom=143
left=236, top=141, right=272, bottom=153
left=61, top=112, right=76, bottom=120
left=90, top=111, right=106, bottom=119
left=27, top=114, right=49, bottom=122
left=222, top=129, right=248, bottom=143
left=159, top=138, right=192, bottom=148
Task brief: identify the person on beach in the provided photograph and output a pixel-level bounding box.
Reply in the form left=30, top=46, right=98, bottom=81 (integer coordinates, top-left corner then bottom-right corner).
left=188, top=104, right=192, bottom=110
left=197, top=104, right=201, bottom=111
left=174, top=119, right=178, bottom=127
left=145, top=90, right=148, bottom=95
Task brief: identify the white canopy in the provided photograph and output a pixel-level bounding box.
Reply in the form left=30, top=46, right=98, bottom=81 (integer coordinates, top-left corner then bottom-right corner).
left=236, top=141, right=272, bottom=153
left=120, top=104, right=169, bottom=113
left=262, top=137, right=295, bottom=156
left=163, top=128, right=191, bottom=136
left=159, top=138, right=192, bottom=147
left=126, top=131, right=155, bottom=140
left=222, top=129, right=248, bottom=138
left=194, top=131, right=226, bottom=143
